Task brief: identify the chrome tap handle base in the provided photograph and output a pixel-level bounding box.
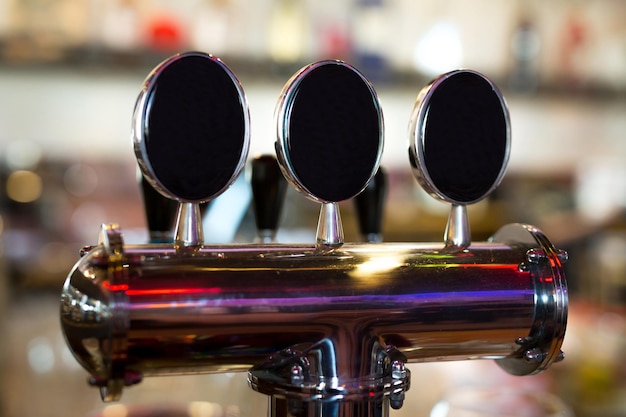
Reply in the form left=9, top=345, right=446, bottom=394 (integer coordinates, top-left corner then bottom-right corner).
left=316, top=202, right=344, bottom=248
left=174, top=202, right=204, bottom=248
left=444, top=204, right=470, bottom=249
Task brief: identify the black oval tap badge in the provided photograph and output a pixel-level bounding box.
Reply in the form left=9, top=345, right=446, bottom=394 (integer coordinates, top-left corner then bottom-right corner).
left=133, top=52, right=250, bottom=203
left=409, top=70, right=510, bottom=205
left=276, top=60, right=384, bottom=203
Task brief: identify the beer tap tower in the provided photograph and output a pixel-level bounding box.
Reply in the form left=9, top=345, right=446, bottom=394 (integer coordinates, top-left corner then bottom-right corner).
left=60, top=52, right=568, bottom=417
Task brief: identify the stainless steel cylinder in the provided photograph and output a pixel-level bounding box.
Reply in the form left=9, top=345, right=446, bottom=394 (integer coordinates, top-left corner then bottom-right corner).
left=60, top=222, right=567, bottom=403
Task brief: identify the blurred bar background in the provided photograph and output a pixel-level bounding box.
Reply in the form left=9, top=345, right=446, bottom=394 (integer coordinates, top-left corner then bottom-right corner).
left=0, top=1, right=625, bottom=416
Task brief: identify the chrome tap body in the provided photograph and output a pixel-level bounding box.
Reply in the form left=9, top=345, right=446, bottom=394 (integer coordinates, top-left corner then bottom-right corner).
left=61, top=222, right=567, bottom=406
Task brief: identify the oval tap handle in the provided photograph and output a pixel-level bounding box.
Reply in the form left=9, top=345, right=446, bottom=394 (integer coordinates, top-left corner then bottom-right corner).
left=132, top=52, right=250, bottom=248
left=139, top=170, right=179, bottom=243
left=274, top=60, right=384, bottom=248
left=408, top=69, right=510, bottom=250
left=250, top=154, right=287, bottom=242
left=354, top=166, right=387, bottom=242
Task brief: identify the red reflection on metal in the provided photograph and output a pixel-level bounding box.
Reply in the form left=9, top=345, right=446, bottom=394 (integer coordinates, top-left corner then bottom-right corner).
left=103, top=282, right=129, bottom=292
left=103, top=281, right=221, bottom=296
left=125, top=287, right=221, bottom=296
left=465, top=264, right=520, bottom=270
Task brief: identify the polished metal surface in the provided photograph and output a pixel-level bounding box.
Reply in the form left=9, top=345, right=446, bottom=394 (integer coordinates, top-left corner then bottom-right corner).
left=174, top=201, right=204, bottom=247
left=316, top=202, right=344, bottom=248
left=61, top=222, right=567, bottom=405
left=443, top=204, right=470, bottom=249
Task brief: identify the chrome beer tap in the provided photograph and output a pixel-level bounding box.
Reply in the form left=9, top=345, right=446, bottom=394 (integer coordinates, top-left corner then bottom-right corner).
left=60, top=53, right=568, bottom=417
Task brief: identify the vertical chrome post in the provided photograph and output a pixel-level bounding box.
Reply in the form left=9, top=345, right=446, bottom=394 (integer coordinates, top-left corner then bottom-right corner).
left=444, top=204, right=470, bottom=249
left=174, top=202, right=204, bottom=248
left=316, top=202, right=344, bottom=248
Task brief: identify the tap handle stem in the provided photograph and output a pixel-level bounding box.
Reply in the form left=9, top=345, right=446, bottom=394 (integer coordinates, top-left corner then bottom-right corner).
left=354, top=166, right=387, bottom=243
left=139, top=171, right=178, bottom=243
left=251, top=155, right=287, bottom=242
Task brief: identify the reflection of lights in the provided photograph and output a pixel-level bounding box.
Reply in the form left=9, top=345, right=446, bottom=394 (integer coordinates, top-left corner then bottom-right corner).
left=6, top=170, right=43, bottom=203
left=576, top=158, right=626, bottom=222
left=351, top=255, right=404, bottom=280
left=37, top=241, right=76, bottom=274
left=5, top=140, right=42, bottom=170
left=413, top=21, right=463, bottom=76
left=64, top=163, right=98, bottom=197
left=267, top=2, right=306, bottom=63
left=125, top=287, right=221, bottom=296
left=27, top=336, right=55, bottom=374
left=188, top=401, right=224, bottom=417
left=429, top=401, right=450, bottom=417
left=71, top=202, right=106, bottom=241
left=103, top=281, right=221, bottom=297
left=103, top=282, right=130, bottom=292
left=101, top=404, right=129, bottom=417
left=226, top=405, right=241, bottom=417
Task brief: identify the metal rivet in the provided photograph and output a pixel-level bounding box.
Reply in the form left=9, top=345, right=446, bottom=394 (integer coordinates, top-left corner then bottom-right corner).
left=557, top=250, right=569, bottom=264
left=526, top=248, right=547, bottom=264
left=524, top=348, right=545, bottom=363
left=390, top=391, right=405, bottom=410
left=80, top=245, right=95, bottom=257
left=555, top=350, right=565, bottom=363
left=391, top=360, right=406, bottom=379
left=290, top=364, right=304, bottom=384
left=515, top=336, right=534, bottom=346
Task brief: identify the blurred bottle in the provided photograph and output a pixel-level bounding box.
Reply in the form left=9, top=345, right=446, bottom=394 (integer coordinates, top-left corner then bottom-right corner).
left=267, top=0, right=308, bottom=65
left=351, top=0, right=392, bottom=82
left=430, top=386, right=573, bottom=417
left=100, top=0, right=141, bottom=53
left=508, top=15, right=541, bottom=93
left=145, top=7, right=186, bottom=53
left=559, top=9, right=588, bottom=91
left=191, top=0, right=231, bottom=57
